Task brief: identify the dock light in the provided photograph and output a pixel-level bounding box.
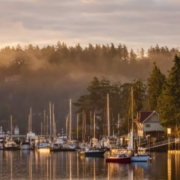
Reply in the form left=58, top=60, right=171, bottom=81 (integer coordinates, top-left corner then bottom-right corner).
left=167, top=128, right=171, bottom=135
left=167, top=128, right=171, bottom=151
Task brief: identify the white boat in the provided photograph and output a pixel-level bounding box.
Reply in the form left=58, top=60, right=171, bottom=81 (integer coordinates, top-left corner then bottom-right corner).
left=50, top=136, right=65, bottom=151
left=0, top=127, right=9, bottom=143
left=4, top=116, right=19, bottom=150
left=4, top=140, right=19, bottom=150
left=127, top=87, right=151, bottom=162
left=62, top=140, right=76, bottom=151
left=131, top=147, right=151, bottom=161
left=21, top=131, right=37, bottom=149
left=79, top=137, right=106, bottom=157
left=36, top=141, right=50, bottom=149
left=0, top=143, right=4, bottom=150
left=35, top=136, right=50, bottom=149
left=131, top=154, right=151, bottom=162
left=20, top=138, right=34, bottom=150
left=127, top=127, right=151, bottom=162
left=50, top=128, right=69, bottom=151
left=79, top=142, right=90, bottom=151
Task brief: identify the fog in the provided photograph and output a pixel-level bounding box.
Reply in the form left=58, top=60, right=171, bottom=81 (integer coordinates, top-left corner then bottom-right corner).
left=0, top=42, right=179, bottom=134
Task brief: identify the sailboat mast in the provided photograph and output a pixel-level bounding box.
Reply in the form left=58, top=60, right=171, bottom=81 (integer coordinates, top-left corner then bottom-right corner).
left=77, top=114, right=79, bottom=140
left=118, top=113, right=120, bottom=135
left=69, top=99, right=72, bottom=141
left=41, top=122, right=42, bottom=136
left=44, top=110, right=46, bottom=136
left=30, top=107, right=32, bottom=132
left=131, top=86, right=134, bottom=150
left=93, top=112, right=95, bottom=138
left=52, top=103, right=55, bottom=138
left=107, top=93, right=110, bottom=136
left=82, top=110, right=84, bottom=142
left=131, top=86, right=134, bottom=134
left=28, top=114, right=30, bottom=132
left=49, top=101, right=52, bottom=140
left=52, top=103, right=56, bottom=139
left=66, top=115, right=69, bottom=138
left=10, top=115, right=12, bottom=140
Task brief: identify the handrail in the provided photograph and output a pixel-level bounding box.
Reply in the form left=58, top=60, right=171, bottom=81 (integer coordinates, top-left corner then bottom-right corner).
left=144, top=138, right=176, bottom=149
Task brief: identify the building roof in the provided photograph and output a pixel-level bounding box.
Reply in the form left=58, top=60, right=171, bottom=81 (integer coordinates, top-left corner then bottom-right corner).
left=138, top=111, right=156, bottom=123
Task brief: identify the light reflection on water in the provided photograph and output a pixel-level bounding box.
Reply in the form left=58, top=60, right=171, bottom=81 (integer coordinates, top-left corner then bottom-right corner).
left=0, top=151, right=180, bottom=180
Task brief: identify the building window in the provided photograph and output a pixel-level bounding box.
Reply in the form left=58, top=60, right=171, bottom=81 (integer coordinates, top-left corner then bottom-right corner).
left=145, top=124, right=150, bottom=128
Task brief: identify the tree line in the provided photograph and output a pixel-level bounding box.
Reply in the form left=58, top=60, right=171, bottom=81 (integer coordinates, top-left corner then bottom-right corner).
left=0, top=42, right=179, bottom=79
left=0, top=42, right=180, bottom=135
left=73, top=55, right=180, bottom=138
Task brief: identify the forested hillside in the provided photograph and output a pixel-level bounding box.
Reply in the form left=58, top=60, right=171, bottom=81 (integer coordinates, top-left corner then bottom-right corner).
left=0, top=42, right=179, bottom=134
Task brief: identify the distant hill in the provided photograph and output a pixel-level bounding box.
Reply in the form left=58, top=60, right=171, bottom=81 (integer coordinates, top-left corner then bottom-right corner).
left=0, top=42, right=179, bottom=134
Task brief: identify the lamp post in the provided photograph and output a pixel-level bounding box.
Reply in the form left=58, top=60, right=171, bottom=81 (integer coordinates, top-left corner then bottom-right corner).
left=167, top=128, right=171, bottom=152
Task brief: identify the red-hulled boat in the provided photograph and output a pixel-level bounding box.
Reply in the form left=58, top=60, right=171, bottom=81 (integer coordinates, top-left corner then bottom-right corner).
left=106, top=153, right=131, bottom=163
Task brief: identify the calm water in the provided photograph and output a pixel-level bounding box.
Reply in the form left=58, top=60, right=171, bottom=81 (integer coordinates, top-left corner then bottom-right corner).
left=0, top=150, right=179, bottom=180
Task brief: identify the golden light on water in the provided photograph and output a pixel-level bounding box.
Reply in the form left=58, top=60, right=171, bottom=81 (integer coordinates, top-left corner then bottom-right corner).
left=37, top=148, right=50, bottom=154
left=168, top=153, right=172, bottom=180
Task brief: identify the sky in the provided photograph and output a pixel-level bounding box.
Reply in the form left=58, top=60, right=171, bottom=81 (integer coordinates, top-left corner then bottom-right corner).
left=0, top=0, right=180, bottom=51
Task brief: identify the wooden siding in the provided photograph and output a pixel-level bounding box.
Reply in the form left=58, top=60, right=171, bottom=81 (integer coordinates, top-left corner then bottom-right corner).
left=142, top=113, right=164, bottom=132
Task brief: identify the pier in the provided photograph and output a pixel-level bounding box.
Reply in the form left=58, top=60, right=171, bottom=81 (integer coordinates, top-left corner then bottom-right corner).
left=142, top=138, right=180, bottom=152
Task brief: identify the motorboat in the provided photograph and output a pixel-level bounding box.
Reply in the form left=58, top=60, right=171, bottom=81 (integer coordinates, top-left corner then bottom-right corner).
left=131, top=147, right=151, bottom=162
left=62, top=142, right=76, bottom=151
left=80, top=148, right=106, bottom=157
left=50, top=143, right=63, bottom=151
left=106, top=153, right=131, bottom=163
left=131, top=154, right=151, bottom=162
left=35, top=136, right=50, bottom=149
left=0, top=143, right=4, bottom=150
left=78, top=142, right=90, bottom=152
left=50, top=137, right=64, bottom=151
left=36, top=141, right=50, bottom=149
left=4, top=140, right=19, bottom=150
left=20, top=138, right=34, bottom=150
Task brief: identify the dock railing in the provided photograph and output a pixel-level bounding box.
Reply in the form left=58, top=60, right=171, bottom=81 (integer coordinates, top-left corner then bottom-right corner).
left=144, top=138, right=177, bottom=150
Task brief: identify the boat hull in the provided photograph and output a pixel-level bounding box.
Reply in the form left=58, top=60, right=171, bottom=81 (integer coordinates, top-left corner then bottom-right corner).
left=84, top=151, right=105, bottom=157
left=131, top=155, right=150, bottom=162
left=20, top=144, right=33, bottom=150
left=80, top=149, right=106, bottom=157
left=106, top=157, right=131, bottom=163
left=4, top=147, right=19, bottom=150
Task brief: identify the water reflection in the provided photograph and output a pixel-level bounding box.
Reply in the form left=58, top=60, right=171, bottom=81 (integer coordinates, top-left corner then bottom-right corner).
left=1, top=151, right=180, bottom=179
left=168, top=153, right=171, bottom=180
left=131, top=162, right=149, bottom=180
left=167, top=152, right=180, bottom=180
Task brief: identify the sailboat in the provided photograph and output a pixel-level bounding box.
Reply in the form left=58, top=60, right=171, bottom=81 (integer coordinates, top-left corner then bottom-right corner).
left=106, top=151, right=131, bottom=163
left=61, top=99, right=78, bottom=151
left=4, top=116, right=19, bottom=150
left=80, top=112, right=106, bottom=157
left=20, top=110, right=35, bottom=150
left=50, top=129, right=67, bottom=151
left=128, top=86, right=151, bottom=162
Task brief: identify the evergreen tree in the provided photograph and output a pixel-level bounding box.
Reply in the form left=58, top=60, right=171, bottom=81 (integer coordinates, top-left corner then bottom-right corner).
left=133, top=79, right=147, bottom=112
left=147, top=62, right=165, bottom=110
left=157, top=55, right=180, bottom=132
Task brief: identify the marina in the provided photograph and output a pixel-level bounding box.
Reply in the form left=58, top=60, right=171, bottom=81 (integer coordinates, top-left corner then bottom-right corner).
left=0, top=0, right=180, bottom=179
